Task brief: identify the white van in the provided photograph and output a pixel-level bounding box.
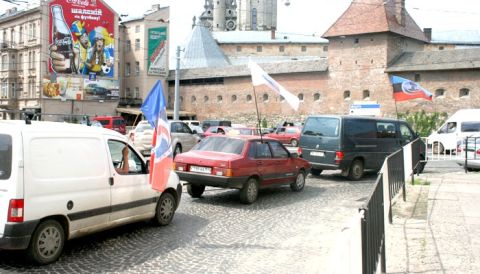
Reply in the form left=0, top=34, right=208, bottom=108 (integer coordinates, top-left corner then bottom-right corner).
left=0, top=121, right=182, bottom=265
left=428, top=109, right=480, bottom=153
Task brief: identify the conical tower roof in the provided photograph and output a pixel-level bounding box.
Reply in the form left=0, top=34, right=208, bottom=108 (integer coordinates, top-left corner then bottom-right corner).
left=181, top=25, right=230, bottom=69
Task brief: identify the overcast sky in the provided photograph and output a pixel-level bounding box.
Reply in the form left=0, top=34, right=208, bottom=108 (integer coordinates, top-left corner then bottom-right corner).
left=1, top=0, right=479, bottom=65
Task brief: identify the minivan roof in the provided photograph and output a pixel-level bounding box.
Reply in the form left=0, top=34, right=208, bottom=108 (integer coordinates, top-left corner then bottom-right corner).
left=306, top=115, right=403, bottom=123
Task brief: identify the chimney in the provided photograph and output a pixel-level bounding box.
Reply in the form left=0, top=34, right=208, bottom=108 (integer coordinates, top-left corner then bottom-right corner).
left=151, top=4, right=161, bottom=11
left=395, top=0, right=405, bottom=26
left=271, top=27, right=276, bottom=40
left=423, top=28, right=432, bottom=41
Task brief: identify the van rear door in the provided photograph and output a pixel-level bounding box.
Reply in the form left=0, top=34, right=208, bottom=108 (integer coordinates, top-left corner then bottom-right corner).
left=300, top=116, right=341, bottom=168
left=0, top=128, right=18, bottom=237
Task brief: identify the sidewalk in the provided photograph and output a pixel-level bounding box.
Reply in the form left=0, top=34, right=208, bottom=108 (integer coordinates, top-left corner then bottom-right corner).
left=386, top=163, right=480, bottom=273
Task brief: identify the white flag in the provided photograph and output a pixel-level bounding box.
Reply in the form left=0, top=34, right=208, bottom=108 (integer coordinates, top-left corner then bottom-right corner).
left=248, top=60, right=300, bottom=111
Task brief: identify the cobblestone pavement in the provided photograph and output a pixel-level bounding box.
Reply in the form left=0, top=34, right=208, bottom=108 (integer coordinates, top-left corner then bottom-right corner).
left=0, top=171, right=377, bottom=273
left=386, top=161, right=480, bottom=274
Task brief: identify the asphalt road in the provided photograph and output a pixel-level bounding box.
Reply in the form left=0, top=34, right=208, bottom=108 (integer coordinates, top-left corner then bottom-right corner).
left=0, top=171, right=378, bottom=273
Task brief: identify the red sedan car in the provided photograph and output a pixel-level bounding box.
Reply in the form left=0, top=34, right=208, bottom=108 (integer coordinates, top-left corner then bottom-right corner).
left=264, top=126, right=302, bottom=147
left=202, top=126, right=232, bottom=137
left=174, top=135, right=311, bottom=204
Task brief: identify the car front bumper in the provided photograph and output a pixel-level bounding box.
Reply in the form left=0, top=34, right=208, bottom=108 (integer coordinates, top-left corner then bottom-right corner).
left=175, top=171, right=248, bottom=189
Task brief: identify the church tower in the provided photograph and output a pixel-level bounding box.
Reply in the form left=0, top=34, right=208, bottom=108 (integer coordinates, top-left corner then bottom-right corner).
left=199, top=0, right=277, bottom=31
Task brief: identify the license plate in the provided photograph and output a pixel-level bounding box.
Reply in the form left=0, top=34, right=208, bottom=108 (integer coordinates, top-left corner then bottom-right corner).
left=311, top=151, right=325, bottom=157
left=190, top=166, right=212, bottom=174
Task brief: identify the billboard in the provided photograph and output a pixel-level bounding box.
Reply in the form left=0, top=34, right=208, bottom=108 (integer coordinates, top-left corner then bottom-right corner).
left=49, top=0, right=115, bottom=78
left=147, top=27, right=168, bottom=76
left=42, top=76, right=119, bottom=101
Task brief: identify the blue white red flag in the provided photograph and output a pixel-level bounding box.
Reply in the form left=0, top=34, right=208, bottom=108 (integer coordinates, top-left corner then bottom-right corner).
left=140, top=80, right=172, bottom=191
left=390, top=76, right=432, bottom=101
left=248, top=60, right=300, bottom=111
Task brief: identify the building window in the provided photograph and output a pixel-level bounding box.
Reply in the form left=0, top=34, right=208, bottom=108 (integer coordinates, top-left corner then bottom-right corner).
left=314, top=93, right=321, bottom=101
left=414, top=74, right=421, bottom=82
left=298, top=93, right=304, bottom=101
left=252, top=8, right=257, bottom=30
left=354, top=38, right=359, bottom=44
left=217, top=95, right=223, bottom=102
left=231, top=94, right=237, bottom=102
left=18, top=53, right=22, bottom=70
left=434, top=89, right=445, bottom=98
left=256, top=46, right=262, bottom=52
left=11, top=55, right=15, bottom=70
left=19, top=26, right=23, bottom=43
left=135, top=39, right=140, bottom=50
left=279, top=45, right=285, bottom=52
left=126, top=40, right=131, bottom=51
left=323, top=46, right=328, bottom=52
left=191, top=95, right=196, bottom=103
left=10, top=29, right=15, bottom=45
left=246, top=94, right=252, bottom=102
left=439, top=46, right=444, bottom=50
left=126, top=87, right=131, bottom=97
left=279, top=95, right=285, bottom=102
left=125, top=63, right=130, bottom=76
left=1, top=55, right=7, bottom=70
left=301, top=46, right=306, bottom=52
left=236, top=46, right=241, bottom=52
left=344, top=90, right=351, bottom=100
left=135, top=87, right=140, bottom=98
left=180, top=96, right=184, bottom=104
left=459, top=88, right=470, bottom=98
left=135, top=25, right=140, bottom=33
left=363, top=90, right=370, bottom=100
left=263, top=93, right=268, bottom=102
left=135, top=61, right=140, bottom=76
left=204, top=95, right=209, bottom=102
left=31, top=51, right=35, bottom=69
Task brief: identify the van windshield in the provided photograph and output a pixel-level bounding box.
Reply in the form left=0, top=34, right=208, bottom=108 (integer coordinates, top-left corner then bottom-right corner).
left=302, top=117, right=340, bottom=137
left=0, top=134, right=12, bottom=180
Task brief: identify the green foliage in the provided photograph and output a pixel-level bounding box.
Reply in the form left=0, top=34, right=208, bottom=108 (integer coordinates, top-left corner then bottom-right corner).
left=261, top=117, right=268, bottom=128
left=398, top=110, right=448, bottom=137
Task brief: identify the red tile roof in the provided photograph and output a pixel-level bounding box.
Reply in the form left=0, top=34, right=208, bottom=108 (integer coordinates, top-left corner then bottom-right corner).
left=323, top=0, right=428, bottom=42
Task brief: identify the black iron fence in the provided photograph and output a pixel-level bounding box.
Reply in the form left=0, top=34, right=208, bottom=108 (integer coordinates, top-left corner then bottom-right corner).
left=360, top=173, right=386, bottom=274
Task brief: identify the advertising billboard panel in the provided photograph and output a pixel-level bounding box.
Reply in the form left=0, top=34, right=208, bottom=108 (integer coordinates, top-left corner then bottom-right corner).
left=42, top=77, right=119, bottom=101
left=49, top=0, right=115, bottom=78
left=147, top=27, right=168, bottom=76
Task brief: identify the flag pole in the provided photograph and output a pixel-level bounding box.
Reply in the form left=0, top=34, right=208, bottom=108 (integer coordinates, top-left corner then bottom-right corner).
left=394, top=100, right=399, bottom=119
left=252, top=85, right=264, bottom=142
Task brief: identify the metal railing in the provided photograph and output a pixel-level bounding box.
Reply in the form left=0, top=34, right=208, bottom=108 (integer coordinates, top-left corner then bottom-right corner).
left=360, top=174, right=386, bottom=274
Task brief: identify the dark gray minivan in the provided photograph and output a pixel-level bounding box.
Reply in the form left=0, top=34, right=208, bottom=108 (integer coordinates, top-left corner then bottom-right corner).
left=299, top=115, right=423, bottom=180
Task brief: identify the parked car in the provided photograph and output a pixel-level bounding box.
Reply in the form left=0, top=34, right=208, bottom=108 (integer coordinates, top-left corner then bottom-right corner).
left=0, top=120, right=182, bottom=265
left=203, top=126, right=232, bottom=137
left=455, top=136, right=480, bottom=171
left=183, top=120, right=201, bottom=127
left=189, top=125, right=204, bottom=136
left=201, top=120, right=232, bottom=132
left=92, top=116, right=127, bottom=135
left=128, top=120, right=200, bottom=157
left=173, top=135, right=311, bottom=204
left=299, top=115, right=425, bottom=180
left=128, top=120, right=155, bottom=156
left=264, top=126, right=302, bottom=146
left=231, top=127, right=261, bottom=136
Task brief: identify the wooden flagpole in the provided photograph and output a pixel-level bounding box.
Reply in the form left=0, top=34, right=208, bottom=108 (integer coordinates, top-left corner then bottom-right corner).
left=252, top=85, right=264, bottom=142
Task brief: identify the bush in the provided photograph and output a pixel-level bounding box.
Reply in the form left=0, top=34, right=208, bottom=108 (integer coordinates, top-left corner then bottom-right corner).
left=398, top=110, right=448, bottom=137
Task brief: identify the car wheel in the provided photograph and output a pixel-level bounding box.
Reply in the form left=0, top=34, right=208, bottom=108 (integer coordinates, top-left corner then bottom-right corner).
left=173, top=145, right=182, bottom=158
left=432, top=142, right=444, bottom=154
left=26, top=220, right=65, bottom=265
left=290, top=139, right=299, bottom=147
left=290, top=171, right=305, bottom=192
left=187, top=184, right=205, bottom=198
left=347, top=159, right=364, bottom=181
left=153, top=192, right=176, bottom=226
left=310, top=168, right=323, bottom=176
left=239, top=178, right=259, bottom=204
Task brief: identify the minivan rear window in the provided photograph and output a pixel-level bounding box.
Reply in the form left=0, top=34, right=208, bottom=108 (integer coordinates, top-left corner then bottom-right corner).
left=303, top=117, right=339, bottom=137
left=461, top=122, right=480, bottom=132
left=0, top=134, right=12, bottom=180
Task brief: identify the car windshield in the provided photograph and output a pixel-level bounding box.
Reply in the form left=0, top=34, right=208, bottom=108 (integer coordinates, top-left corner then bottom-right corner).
left=194, top=137, right=245, bottom=155
left=0, top=134, right=12, bottom=180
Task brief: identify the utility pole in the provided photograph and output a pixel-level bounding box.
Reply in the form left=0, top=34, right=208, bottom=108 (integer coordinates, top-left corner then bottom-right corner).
left=173, top=46, right=181, bottom=120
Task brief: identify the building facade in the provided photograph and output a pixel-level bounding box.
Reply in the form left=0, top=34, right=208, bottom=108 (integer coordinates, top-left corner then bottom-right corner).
left=168, top=0, right=480, bottom=127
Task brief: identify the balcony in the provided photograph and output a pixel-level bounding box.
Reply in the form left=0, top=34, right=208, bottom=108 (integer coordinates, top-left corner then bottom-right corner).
left=0, top=41, right=18, bottom=52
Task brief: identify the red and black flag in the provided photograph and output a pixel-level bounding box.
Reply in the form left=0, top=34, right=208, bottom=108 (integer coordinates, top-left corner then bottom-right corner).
left=390, top=76, right=432, bottom=101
